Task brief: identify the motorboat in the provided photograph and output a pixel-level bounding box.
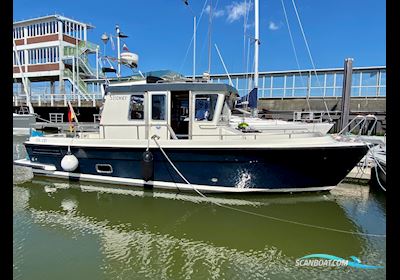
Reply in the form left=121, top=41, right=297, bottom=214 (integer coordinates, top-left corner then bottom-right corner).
left=13, top=111, right=36, bottom=136
left=14, top=75, right=368, bottom=193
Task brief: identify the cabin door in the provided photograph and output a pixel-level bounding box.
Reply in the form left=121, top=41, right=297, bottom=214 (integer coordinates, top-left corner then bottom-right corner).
left=170, top=91, right=189, bottom=139
left=147, top=91, right=170, bottom=140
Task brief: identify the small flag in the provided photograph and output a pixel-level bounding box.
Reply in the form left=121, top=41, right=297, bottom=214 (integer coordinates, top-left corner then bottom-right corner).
left=122, top=43, right=129, bottom=52
left=67, top=101, right=79, bottom=132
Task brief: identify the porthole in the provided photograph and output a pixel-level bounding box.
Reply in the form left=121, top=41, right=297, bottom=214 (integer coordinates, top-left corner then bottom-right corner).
left=95, top=164, right=113, bottom=174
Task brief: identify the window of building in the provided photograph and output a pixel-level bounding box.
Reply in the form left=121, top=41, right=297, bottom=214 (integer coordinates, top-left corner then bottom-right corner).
left=151, top=94, right=166, bottom=120
left=27, top=47, right=58, bottom=65
left=13, top=27, right=24, bottom=39
left=194, top=94, right=218, bottom=121
left=49, top=48, right=53, bottom=63
left=128, top=94, right=144, bottom=120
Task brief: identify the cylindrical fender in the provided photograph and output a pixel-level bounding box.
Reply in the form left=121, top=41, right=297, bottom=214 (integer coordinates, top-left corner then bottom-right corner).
left=141, top=150, right=154, bottom=182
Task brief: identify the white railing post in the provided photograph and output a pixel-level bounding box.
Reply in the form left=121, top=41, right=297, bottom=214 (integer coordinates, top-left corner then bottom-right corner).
left=64, top=94, right=67, bottom=106
left=377, top=70, right=382, bottom=96
left=51, top=95, right=54, bottom=107
left=92, top=94, right=95, bottom=107
left=269, top=76, right=273, bottom=97
left=262, top=76, right=265, bottom=97
left=78, top=95, right=81, bottom=107
left=38, top=95, right=41, bottom=106
left=333, top=73, right=337, bottom=97
left=292, top=74, right=295, bottom=97
left=283, top=75, right=287, bottom=98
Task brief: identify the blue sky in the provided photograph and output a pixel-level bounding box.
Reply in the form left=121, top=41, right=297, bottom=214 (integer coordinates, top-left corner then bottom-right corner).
left=13, top=0, right=386, bottom=77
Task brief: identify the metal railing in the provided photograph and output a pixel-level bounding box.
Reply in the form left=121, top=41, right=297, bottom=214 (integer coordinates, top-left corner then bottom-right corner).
left=13, top=93, right=102, bottom=107
left=64, top=47, right=99, bottom=78
left=198, top=66, right=386, bottom=99
left=338, top=114, right=378, bottom=136
left=63, top=68, right=90, bottom=97
left=99, top=123, right=178, bottom=140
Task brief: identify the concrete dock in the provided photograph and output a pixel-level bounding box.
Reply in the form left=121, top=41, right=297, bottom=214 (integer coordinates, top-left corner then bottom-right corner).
left=344, top=165, right=372, bottom=184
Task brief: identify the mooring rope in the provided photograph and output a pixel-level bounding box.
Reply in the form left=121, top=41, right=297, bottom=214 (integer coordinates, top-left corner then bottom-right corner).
left=152, top=136, right=386, bottom=238
left=365, top=142, right=386, bottom=192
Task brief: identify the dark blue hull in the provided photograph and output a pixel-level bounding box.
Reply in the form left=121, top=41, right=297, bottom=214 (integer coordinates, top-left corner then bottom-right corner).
left=25, top=144, right=368, bottom=190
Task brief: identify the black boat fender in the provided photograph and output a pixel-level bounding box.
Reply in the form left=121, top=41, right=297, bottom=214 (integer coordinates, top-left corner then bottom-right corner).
left=141, top=150, right=154, bottom=181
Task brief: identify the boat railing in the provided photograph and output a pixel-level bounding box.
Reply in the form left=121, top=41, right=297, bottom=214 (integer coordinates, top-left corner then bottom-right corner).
left=91, top=121, right=319, bottom=141
left=192, top=131, right=319, bottom=140
left=338, top=114, right=378, bottom=136
left=292, top=110, right=340, bottom=123
left=96, top=123, right=318, bottom=141
left=99, top=123, right=178, bottom=140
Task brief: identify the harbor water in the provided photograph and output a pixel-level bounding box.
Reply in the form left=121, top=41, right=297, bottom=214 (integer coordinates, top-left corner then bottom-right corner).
left=13, top=135, right=386, bottom=279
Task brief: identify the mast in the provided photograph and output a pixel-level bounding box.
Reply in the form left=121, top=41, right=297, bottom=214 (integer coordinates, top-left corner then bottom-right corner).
left=254, top=0, right=259, bottom=89
left=207, top=0, right=212, bottom=74
left=249, top=0, right=259, bottom=116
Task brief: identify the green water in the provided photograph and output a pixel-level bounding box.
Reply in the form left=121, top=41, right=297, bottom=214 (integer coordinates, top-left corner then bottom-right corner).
left=13, top=136, right=386, bottom=279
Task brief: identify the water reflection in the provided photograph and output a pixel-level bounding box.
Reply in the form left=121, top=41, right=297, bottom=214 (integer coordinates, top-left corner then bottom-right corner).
left=13, top=137, right=386, bottom=279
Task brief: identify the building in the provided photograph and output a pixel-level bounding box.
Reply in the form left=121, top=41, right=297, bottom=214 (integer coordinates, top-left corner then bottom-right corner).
left=13, top=14, right=104, bottom=113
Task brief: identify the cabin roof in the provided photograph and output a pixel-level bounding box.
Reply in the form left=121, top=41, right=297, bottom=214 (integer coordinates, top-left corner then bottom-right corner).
left=106, top=82, right=239, bottom=95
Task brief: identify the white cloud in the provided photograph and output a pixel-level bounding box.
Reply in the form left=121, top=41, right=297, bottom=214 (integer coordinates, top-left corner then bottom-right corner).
left=226, top=1, right=252, bottom=23
left=204, top=4, right=225, bottom=18
left=268, top=21, right=280, bottom=31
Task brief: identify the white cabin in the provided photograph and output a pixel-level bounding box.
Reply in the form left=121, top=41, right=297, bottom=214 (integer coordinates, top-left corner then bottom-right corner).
left=99, top=82, right=239, bottom=140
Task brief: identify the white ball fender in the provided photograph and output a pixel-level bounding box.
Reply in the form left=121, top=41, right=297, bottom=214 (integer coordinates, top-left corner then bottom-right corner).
left=61, top=154, right=79, bottom=172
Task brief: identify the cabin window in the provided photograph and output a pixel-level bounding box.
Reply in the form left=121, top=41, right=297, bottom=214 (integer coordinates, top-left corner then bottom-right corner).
left=129, top=94, right=144, bottom=120
left=151, top=94, right=166, bottom=120
left=194, top=94, right=218, bottom=121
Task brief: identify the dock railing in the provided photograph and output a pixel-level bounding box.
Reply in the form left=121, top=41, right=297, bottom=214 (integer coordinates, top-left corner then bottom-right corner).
left=13, top=93, right=103, bottom=107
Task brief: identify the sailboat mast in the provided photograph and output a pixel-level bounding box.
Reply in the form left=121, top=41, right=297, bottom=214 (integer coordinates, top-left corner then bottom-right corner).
left=207, top=0, right=212, bottom=74
left=254, top=0, right=259, bottom=88
left=248, top=0, right=260, bottom=116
